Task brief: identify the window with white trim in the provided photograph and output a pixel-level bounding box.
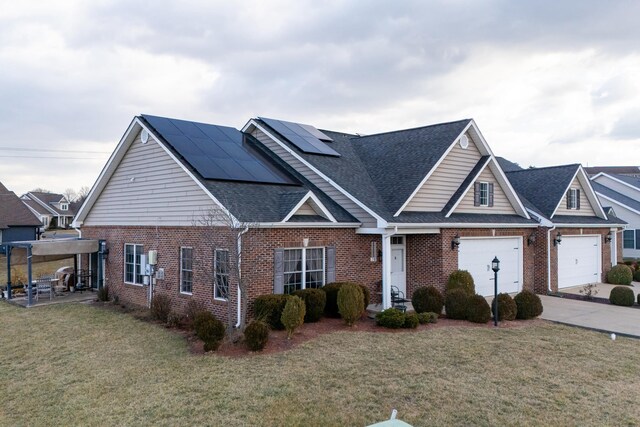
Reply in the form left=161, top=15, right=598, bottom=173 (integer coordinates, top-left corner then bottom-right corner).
left=568, top=188, right=578, bottom=209
left=124, top=244, right=144, bottom=285
left=214, top=249, right=229, bottom=300
left=283, top=247, right=325, bottom=294
left=180, top=247, right=193, bottom=294
left=623, top=230, right=635, bottom=249
left=60, top=203, right=68, bottom=211
left=479, top=182, right=489, bottom=206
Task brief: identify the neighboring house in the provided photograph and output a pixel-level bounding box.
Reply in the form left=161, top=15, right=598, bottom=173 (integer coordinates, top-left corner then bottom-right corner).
left=0, top=182, right=42, bottom=250
left=590, top=173, right=640, bottom=259
left=73, top=115, right=624, bottom=323
left=585, top=166, right=640, bottom=178
left=21, top=192, right=75, bottom=229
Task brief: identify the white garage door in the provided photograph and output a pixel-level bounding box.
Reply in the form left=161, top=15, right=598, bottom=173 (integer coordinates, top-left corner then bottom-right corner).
left=458, top=237, right=523, bottom=296
left=558, top=235, right=600, bottom=288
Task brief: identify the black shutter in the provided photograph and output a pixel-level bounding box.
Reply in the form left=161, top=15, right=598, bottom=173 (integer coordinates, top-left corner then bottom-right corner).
left=273, top=248, right=284, bottom=294
left=488, top=183, right=494, bottom=207
left=566, top=190, right=571, bottom=209
left=576, top=189, right=581, bottom=210
left=636, top=230, right=640, bottom=250
left=326, top=246, right=336, bottom=284
left=474, top=183, right=481, bottom=207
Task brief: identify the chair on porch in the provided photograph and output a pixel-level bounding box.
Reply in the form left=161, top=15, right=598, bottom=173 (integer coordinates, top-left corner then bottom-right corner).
left=35, top=275, right=54, bottom=301
left=391, top=285, right=410, bottom=312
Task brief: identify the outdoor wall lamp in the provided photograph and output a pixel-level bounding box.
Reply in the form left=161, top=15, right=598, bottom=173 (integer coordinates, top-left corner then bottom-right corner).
left=553, top=232, right=563, bottom=246
left=100, top=241, right=109, bottom=259
left=527, top=232, right=536, bottom=246
left=451, top=234, right=461, bottom=250
left=605, top=231, right=613, bottom=244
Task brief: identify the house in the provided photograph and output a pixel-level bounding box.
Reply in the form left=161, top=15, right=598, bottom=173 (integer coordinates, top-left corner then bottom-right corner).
left=590, top=173, right=640, bottom=259
left=21, top=192, right=75, bottom=229
left=584, top=166, right=640, bottom=178
left=0, top=182, right=42, bottom=250
left=73, top=115, right=624, bottom=323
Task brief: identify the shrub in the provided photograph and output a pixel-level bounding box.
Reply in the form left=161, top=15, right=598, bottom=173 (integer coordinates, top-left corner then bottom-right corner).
left=184, top=299, right=208, bottom=330
left=411, top=286, right=444, bottom=314
left=167, top=311, right=184, bottom=328
left=418, top=312, right=439, bottom=324
left=637, top=293, right=640, bottom=305
left=607, top=265, right=633, bottom=286
left=322, top=282, right=368, bottom=317
left=491, top=293, right=517, bottom=321
left=150, top=294, right=171, bottom=323
left=403, top=312, right=419, bottom=329
left=610, top=286, right=635, bottom=307
left=446, top=270, right=475, bottom=295
left=244, top=320, right=270, bottom=351
left=466, top=294, right=491, bottom=324
left=514, top=290, right=543, bottom=319
left=634, top=270, right=640, bottom=282
left=338, top=283, right=364, bottom=326
left=97, top=286, right=109, bottom=302
left=281, top=296, right=306, bottom=339
left=359, top=284, right=371, bottom=310
left=292, top=288, right=326, bottom=322
left=375, top=308, right=406, bottom=328
left=254, top=294, right=289, bottom=330
left=193, top=311, right=225, bottom=351
left=445, top=288, right=469, bottom=320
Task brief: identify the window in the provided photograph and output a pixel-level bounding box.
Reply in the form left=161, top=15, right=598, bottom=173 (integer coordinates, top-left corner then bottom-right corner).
left=180, top=247, right=193, bottom=294
left=124, top=244, right=144, bottom=285
left=60, top=203, right=68, bottom=211
left=283, top=247, right=325, bottom=294
left=568, top=188, right=578, bottom=209
left=214, top=249, right=229, bottom=300
left=479, top=182, right=489, bottom=206
left=391, top=236, right=404, bottom=245
left=624, top=230, right=635, bottom=249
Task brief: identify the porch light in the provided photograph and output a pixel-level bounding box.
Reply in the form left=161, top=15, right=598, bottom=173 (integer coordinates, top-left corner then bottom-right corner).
left=605, top=231, right=613, bottom=244
left=527, top=232, right=536, bottom=246
left=451, top=234, right=461, bottom=251
left=553, top=232, right=562, bottom=246
left=100, top=241, right=109, bottom=259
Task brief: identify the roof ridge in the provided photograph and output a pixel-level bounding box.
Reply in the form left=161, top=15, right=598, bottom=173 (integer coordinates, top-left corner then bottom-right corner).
left=351, top=118, right=471, bottom=140
left=506, top=163, right=581, bottom=174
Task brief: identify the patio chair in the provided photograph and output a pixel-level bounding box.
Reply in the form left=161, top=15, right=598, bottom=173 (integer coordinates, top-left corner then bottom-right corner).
left=391, top=286, right=409, bottom=312
left=35, top=275, right=54, bottom=301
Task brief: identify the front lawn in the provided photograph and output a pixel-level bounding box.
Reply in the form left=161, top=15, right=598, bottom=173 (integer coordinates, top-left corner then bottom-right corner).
left=1, top=302, right=639, bottom=426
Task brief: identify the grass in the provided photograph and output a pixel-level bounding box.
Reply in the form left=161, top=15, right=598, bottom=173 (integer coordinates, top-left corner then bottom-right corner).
left=0, top=256, right=73, bottom=287
left=1, top=303, right=640, bottom=426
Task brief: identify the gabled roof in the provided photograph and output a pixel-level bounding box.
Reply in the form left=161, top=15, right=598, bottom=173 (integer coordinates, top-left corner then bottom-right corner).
left=592, top=172, right=640, bottom=192
left=27, top=192, right=74, bottom=216
left=496, top=157, right=524, bottom=172
left=585, top=166, right=640, bottom=176
left=592, top=181, right=640, bottom=214
left=0, top=182, right=42, bottom=229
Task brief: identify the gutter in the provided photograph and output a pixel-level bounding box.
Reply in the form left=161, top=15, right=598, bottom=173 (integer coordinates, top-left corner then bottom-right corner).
left=235, top=226, right=250, bottom=328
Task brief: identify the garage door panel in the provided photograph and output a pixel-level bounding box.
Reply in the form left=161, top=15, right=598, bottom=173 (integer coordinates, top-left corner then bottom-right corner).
left=558, top=235, right=600, bottom=288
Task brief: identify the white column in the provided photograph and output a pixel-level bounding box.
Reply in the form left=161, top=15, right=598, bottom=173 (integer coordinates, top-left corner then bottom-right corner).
left=611, top=228, right=617, bottom=266
left=381, top=234, right=392, bottom=309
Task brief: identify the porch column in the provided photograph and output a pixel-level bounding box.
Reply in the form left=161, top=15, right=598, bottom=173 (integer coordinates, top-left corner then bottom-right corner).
left=381, top=234, right=392, bottom=309
left=26, top=246, right=33, bottom=307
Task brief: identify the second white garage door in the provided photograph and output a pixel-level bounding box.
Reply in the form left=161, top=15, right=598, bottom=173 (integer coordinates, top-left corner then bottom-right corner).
left=558, top=235, right=601, bottom=288
left=458, top=237, right=523, bottom=296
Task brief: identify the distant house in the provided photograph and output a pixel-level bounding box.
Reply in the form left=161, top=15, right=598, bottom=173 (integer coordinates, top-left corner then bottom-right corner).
left=0, top=182, right=42, bottom=248
left=585, top=166, right=640, bottom=178
left=21, top=192, right=75, bottom=229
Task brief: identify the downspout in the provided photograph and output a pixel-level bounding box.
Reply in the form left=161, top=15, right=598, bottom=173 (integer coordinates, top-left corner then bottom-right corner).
left=235, top=226, right=250, bottom=328
left=73, top=225, right=82, bottom=273
left=547, top=226, right=556, bottom=294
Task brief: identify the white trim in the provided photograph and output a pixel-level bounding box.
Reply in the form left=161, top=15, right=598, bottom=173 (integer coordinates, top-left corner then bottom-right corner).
left=595, top=192, right=640, bottom=216
left=388, top=222, right=538, bottom=228
left=213, top=248, right=229, bottom=301
left=179, top=246, right=193, bottom=295
left=552, top=223, right=625, bottom=228
left=282, top=246, right=326, bottom=292
left=592, top=172, right=640, bottom=192
left=123, top=243, right=144, bottom=286
left=611, top=227, right=617, bottom=266
left=443, top=156, right=491, bottom=217
left=256, top=222, right=360, bottom=228
left=27, top=192, right=60, bottom=216
left=551, top=167, right=607, bottom=220
left=557, top=234, right=602, bottom=289
left=243, top=119, right=388, bottom=228
left=281, top=191, right=337, bottom=223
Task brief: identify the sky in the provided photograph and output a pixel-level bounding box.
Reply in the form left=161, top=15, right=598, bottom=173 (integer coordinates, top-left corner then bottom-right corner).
left=1, top=0, right=639, bottom=196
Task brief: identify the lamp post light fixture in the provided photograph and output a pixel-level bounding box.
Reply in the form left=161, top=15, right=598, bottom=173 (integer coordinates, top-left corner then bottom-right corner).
left=492, top=256, right=500, bottom=327
left=604, top=231, right=613, bottom=244
left=451, top=234, right=461, bottom=251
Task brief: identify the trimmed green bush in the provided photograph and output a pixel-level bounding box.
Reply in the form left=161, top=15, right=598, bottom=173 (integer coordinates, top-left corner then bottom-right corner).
left=322, top=282, right=367, bottom=317
left=254, top=294, right=289, bottom=330
left=491, top=293, right=517, bottom=321
left=292, top=288, right=326, bottom=323
left=281, top=296, right=306, bottom=339
left=418, top=312, right=439, bottom=324
left=634, top=270, right=640, bottom=282
left=244, top=320, right=269, bottom=351
left=411, top=286, right=444, bottom=314
left=194, top=311, right=225, bottom=352
left=150, top=294, right=171, bottom=323
left=466, top=294, right=491, bottom=324
left=607, top=265, right=633, bottom=286
left=360, top=284, right=371, bottom=310
left=376, top=308, right=406, bottom=328
left=637, top=293, right=640, bottom=305
left=338, top=283, right=364, bottom=326
left=446, top=270, right=475, bottom=295
left=610, top=286, right=634, bottom=307
left=514, top=290, right=543, bottom=319
left=445, top=288, right=469, bottom=320
left=403, top=312, right=419, bottom=329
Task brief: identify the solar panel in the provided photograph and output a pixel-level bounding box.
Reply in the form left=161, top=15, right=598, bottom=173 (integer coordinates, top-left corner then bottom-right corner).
left=259, top=117, right=340, bottom=157
left=141, top=115, right=298, bottom=185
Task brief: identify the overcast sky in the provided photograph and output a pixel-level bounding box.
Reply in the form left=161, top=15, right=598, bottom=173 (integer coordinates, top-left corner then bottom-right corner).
left=1, top=0, right=639, bottom=196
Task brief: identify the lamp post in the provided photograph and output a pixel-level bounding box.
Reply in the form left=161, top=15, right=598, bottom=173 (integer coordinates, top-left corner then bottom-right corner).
left=492, top=256, right=500, bottom=327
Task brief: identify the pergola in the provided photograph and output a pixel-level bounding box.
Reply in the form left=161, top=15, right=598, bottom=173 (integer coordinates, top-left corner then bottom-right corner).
left=3, top=238, right=102, bottom=306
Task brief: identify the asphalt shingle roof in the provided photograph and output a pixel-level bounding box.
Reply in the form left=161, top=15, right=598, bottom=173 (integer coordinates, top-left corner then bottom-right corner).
left=0, top=183, right=42, bottom=229
left=496, top=157, right=524, bottom=172
left=442, top=156, right=490, bottom=214
left=608, top=173, right=640, bottom=190
left=592, top=181, right=640, bottom=213
left=551, top=215, right=625, bottom=225
left=28, top=192, right=75, bottom=216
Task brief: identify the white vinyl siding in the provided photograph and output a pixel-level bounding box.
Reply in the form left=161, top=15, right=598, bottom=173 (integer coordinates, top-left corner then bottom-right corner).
left=84, top=131, right=218, bottom=226
left=455, top=167, right=517, bottom=215
left=252, top=128, right=376, bottom=227
left=293, top=201, right=318, bottom=215
left=405, top=132, right=482, bottom=212
left=556, top=177, right=595, bottom=216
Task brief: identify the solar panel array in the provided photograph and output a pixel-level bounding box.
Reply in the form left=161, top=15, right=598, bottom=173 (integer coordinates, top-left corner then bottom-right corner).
left=259, top=117, right=341, bottom=157
left=141, top=115, right=297, bottom=185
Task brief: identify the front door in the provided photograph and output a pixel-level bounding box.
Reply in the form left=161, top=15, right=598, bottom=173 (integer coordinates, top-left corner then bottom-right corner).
left=390, top=236, right=406, bottom=297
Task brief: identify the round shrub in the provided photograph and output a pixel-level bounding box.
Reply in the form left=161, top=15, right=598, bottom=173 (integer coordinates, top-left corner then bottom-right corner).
left=445, top=288, right=469, bottom=320
left=491, top=293, right=517, bottom=321
left=634, top=269, right=640, bottom=283
left=411, top=286, right=444, bottom=314
left=637, top=293, right=640, bottom=305
left=446, top=270, right=475, bottom=295
left=466, top=294, right=491, bottom=324
left=376, top=308, right=406, bottom=328
left=514, top=290, right=543, bottom=319
left=360, top=284, right=371, bottom=310
left=292, top=288, right=326, bottom=323
left=281, top=296, right=306, bottom=339
left=193, top=311, right=225, bottom=352
left=244, top=320, right=269, bottom=351
left=338, top=283, right=364, bottom=326
left=150, top=294, right=172, bottom=323
left=254, top=294, right=289, bottom=330
left=403, top=312, right=419, bottom=329
left=418, top=312, right=439, bottom=324
left=322, top=282, right=367, bottom=317
left=610, top=285, right=634, bottom=307
left=607, top=265, right=633, bottom=286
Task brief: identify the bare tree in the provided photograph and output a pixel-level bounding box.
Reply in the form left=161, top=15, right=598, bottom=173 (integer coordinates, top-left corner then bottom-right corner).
left=30, top=188, right=52, bottom=193
left=76, top=186, right=90, bottom=203
left=63, top=188, right=77, bottom=203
